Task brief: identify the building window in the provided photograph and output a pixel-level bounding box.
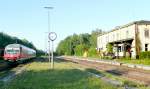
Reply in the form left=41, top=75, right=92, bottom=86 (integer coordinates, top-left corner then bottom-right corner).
left=145, top=29, right=149, bottom=38
left=118, top=46, right=121, bottom=52
left=145, top=44, right=148, bottom=51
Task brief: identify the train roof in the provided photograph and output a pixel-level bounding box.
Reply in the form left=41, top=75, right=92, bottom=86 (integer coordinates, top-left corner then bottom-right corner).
left=6, top=44, right=21, bottom=48
left=5, top=44, right=36, bottom=52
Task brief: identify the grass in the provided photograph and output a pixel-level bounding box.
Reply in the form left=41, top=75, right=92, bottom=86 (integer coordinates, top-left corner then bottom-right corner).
left=77, top=64, right=149, bottom=89
left=0, top=70, right=10, bottom=78
left=102, top=70, right=149, bottom=89
left=0, top=59, right=119, bottom=89
left=117, top=58, right=150, bottom=65
left=75, top=56, right=150, bottom=65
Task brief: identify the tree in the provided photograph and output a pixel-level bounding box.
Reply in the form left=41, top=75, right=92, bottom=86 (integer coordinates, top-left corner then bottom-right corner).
left=88, top=47, right=98, bottom=57
left=74, top=44, right=84, bottom=56
left=56, top=29, right=104, bottom=57
left=90, top=28, right=103, bottom=47
left=135, top=24, right=141, bottom=59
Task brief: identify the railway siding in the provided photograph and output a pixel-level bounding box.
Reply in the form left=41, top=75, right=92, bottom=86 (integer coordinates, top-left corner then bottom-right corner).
left=61, top=56, right=150, bottom=86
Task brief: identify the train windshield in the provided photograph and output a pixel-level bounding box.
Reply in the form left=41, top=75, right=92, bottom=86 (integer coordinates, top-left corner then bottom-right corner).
left=6, top=49, right=19, bottom=54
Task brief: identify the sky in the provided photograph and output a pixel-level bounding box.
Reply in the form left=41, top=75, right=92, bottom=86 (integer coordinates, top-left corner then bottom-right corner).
left=0, top=0, right=150, bottom=51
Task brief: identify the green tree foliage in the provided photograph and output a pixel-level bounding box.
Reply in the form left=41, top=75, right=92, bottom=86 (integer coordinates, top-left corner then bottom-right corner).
left=36, top=50, right=45, bottom=56
left=56, top=34, right=78, bottom=55
left=0, top=32, right=36, bottom=50
left=56, top=29, right=104, bottom=57
left=79, top=33, right=91, bottom=45
left=88, top=47, right=98, bottom=57
left=90, top=28, right=103, bottom=47
left=106, top=43, right=113, bottom=53
left=74, top=44, right=84, bottom=56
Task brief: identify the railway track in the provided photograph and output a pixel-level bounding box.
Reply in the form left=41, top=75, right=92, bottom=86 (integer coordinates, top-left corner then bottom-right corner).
left=60, top=56, right=150, bottom=86
left=0, top=61, right=11, bottom=71
left=0, top=57, right=42, bottom=72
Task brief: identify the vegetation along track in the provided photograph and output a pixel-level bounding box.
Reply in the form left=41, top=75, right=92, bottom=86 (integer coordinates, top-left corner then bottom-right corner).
left=0, top=58, right=39, bottom=83
left=61, top=56, right=150, bottom=86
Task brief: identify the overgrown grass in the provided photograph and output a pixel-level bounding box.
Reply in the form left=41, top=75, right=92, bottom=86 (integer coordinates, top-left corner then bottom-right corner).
left=76, top=55, right=150, bottom=65
left=0, top=59, right=118, bottom=89
left=80, top=66, right=148, bottom=89
left=101, top=70, right=148, bottom=89
left=0, top=70, right=10, bottom=78
left=117, top=58, right=150, bottom=65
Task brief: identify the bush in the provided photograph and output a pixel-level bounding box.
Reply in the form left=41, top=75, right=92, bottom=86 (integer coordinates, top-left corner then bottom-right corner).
left=88, top=47, right=98, bottom=57
left=102, top=56, right=113, bottom=60
left=139, top=51, right=150, bottom=59
left=74, top=45, right=84, bottom=56
left=106, top=43, right=113, bottom=53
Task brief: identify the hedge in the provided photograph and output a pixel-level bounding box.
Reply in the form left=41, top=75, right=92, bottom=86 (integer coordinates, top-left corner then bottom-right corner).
left=139, top=51, right=150, bottom=59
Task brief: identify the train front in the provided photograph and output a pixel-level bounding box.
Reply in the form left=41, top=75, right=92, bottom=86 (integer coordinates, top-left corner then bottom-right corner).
left=3, top=45, right=20, bottom=62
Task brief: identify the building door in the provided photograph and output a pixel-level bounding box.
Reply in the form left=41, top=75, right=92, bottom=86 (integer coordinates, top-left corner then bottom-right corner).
left=126, top=45, right=131, bottom=57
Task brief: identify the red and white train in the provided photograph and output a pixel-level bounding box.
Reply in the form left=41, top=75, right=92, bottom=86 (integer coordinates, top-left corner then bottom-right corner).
left=3, top=44, right=36, bottom=62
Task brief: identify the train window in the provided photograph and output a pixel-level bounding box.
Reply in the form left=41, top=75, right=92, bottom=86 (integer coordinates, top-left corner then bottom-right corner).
left=6, top=50, right=19, bottom=54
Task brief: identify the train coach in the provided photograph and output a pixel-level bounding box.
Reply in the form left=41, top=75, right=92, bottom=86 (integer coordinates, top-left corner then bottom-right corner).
left=3, top=44, right=36, bottom=63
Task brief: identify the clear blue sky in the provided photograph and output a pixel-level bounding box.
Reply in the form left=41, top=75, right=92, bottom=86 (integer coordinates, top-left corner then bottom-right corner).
left=0, top=0, right=150, bottom=51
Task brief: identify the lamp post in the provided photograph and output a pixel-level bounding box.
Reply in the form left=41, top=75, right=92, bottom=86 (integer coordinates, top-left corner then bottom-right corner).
left=44, top=7, right=53, bottom=32
left=49, top=32, right=57, bottom=69
left=44, top=6, right=53, bottom=69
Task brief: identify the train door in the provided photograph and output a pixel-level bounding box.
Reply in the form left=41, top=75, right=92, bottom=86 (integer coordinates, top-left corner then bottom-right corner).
left=20, top=47, right=22, bottom=58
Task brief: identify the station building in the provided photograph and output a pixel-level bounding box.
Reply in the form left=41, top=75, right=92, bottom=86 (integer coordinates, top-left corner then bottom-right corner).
left=97, top=20, right=150, bottom=58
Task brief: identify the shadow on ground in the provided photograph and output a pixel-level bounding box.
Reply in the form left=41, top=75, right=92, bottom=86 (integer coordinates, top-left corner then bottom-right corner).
left=34, top=56, right=73, bottom=64
left=105, top=69, right=128, bottom=76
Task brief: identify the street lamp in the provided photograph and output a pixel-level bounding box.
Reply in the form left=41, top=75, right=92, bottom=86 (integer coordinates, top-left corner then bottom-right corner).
left=44, top=7, right=53, bottom=32
left=44, top=6, right=53, bottom=69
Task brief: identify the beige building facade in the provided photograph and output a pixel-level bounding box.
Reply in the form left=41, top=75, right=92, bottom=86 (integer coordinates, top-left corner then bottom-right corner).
left=97, top=20, right=150, bottom=58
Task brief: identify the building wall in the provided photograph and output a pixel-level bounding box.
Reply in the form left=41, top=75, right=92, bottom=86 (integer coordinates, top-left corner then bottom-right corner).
left=138, top=24, right=150, bottom=52
left=97, top=24, right=135, bottom=52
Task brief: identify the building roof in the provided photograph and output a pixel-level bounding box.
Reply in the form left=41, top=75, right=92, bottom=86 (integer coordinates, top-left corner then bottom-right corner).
left=98, top=20, right=150, bottom=37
